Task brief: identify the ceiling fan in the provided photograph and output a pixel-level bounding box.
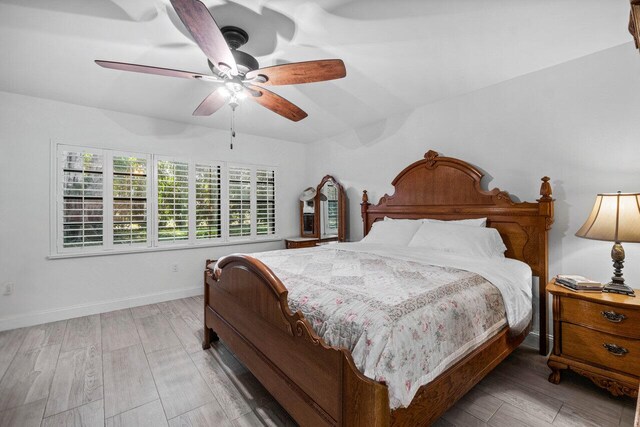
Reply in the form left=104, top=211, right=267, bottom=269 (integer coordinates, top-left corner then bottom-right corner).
left=95, top=0, right=346, bottom=122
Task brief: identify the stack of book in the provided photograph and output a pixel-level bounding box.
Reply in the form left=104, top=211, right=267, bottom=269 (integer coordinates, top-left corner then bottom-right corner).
left=556, top=275, right=603, bottom=292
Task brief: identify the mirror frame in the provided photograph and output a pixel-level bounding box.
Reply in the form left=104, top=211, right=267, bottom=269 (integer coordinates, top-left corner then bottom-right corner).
left=299, top=175, right=347, bottom=241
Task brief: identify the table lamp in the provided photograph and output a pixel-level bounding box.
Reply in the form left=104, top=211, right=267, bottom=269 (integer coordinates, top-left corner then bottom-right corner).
left=575, top=192, right=640, bottom=296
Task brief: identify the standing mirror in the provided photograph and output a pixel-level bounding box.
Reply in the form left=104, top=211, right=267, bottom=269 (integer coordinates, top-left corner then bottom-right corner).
left=297, top=176, right=346, bottom=243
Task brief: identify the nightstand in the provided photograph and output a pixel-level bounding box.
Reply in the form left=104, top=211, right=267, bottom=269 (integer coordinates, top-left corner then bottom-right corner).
left=285, top=237, right=319, bottom=249
left=547, top=281, right=640, bottom=398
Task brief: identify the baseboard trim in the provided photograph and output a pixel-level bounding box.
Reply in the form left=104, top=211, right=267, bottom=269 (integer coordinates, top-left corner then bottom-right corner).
left=522, top=331, right=554, bottom=353
left=0, top=286, right=203, bottom=331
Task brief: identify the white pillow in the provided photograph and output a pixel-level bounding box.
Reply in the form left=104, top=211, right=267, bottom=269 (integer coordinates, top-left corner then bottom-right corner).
left=408, top=221, right=506, bottom=258
left=361, top=219, right=422, bottom=246
left=384, top=216, right=486, bottom=227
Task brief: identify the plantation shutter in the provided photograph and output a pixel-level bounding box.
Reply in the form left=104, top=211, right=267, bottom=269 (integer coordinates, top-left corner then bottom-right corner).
left=228, top=166, right=251, bottom=237
left=195, top=163, right=222, bottom=240
left=61, top=149, right=104, bottom=248
left=54, top=144, right=280, bottom=256
left=256, top=168, right=276, bottom=236
left=157, top=160, right=190, bottom=242
left=113, top=155, right=149, bottom=245
left=326, top=184, right=338, bottom=230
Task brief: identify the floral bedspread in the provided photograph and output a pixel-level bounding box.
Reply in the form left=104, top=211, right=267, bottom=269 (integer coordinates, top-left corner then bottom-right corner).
left=251, top=246, right=507, bottom=408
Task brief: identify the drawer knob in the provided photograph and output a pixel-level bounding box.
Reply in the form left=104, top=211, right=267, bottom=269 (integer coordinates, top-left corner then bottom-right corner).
left=600, top=310, right=626, bottom=323
left=603, top=343, right=629, bottom=356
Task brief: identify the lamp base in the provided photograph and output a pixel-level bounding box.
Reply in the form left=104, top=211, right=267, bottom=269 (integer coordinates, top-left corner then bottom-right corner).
left=602, top=282, right=636, bottom=297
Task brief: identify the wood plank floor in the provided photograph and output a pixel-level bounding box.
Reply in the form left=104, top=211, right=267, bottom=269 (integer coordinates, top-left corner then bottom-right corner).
left=0, top=297, right=636, bottom=426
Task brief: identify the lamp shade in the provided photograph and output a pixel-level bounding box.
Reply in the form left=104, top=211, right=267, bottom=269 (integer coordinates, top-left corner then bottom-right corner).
left=575, top=192, right=640, bottom=243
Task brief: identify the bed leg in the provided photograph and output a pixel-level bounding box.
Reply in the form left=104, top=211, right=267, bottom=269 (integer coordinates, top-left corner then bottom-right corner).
left=202, top=327, right=219, bottom=350
left=202, top=262, right=219, bottom=350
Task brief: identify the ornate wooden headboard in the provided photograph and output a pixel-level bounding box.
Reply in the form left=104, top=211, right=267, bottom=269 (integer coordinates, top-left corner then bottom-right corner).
left=360, top=150, right=554, bottom=354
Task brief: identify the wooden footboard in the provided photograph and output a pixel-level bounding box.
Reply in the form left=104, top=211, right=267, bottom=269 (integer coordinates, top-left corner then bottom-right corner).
left=203, top=255, right=390, bottom=427
left=204, top=255, right=527, bottom=427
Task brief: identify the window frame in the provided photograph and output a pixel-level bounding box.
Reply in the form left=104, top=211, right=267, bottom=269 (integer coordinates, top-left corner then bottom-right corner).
left=50, top=142, right=279, bottom=258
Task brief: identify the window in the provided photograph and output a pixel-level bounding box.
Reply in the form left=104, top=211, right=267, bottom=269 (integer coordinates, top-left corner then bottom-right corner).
left=53, top=143, right=277, bottom=256
left=60, top=149, right=104, bottom=249
left=228, top=166, right=252, bottom=238
left=195, top=163, right=222, bottom=240
left=256, top=168, right=276, bottom=236
left=113, top=156, right=149, bottom=246
left=157, top=160, right=190, bottom=243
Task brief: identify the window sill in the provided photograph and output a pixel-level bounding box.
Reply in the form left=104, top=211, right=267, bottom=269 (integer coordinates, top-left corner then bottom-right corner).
left=47, top=237, right=283, bottom=260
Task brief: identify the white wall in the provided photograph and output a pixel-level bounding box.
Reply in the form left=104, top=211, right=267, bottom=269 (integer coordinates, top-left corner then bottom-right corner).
left=306, top=43, right=640, bottom=335
left=0, top=91, right=306, bottom=330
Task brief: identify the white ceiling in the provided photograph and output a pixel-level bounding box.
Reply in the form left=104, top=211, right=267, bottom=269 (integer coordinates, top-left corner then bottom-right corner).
left=0, top=0, right=633, bottom=143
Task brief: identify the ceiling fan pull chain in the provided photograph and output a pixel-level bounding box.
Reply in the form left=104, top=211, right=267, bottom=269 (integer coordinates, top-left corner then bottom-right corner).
left=230, top=105, right=236, bottom=150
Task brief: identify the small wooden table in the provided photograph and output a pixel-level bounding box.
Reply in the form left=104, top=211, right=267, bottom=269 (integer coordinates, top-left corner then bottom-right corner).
left=547, top=282, right=640, bottom=398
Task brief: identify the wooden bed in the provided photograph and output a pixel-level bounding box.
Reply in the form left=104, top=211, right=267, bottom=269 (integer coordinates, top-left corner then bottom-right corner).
left=203, top=150, right=554, bottom=426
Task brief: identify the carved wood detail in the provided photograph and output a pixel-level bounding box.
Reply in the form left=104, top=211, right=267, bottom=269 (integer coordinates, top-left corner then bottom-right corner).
left=522, top=226, right=540, bottom=267
left=424, top=149, right=439, bottom=166
left=546, top=359, right=567, bottom=384
left=570, top=366, right=638, bottom=398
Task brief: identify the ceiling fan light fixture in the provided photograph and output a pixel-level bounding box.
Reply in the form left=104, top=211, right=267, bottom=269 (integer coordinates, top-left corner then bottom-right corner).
left=224, top=80, right=244, bottom=93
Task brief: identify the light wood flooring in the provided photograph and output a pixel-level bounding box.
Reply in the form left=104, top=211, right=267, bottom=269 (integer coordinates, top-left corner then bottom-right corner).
left=0, top=296, right=636, bottom=426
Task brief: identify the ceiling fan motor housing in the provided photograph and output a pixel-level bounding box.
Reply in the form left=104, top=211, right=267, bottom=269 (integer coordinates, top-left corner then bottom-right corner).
left=211, top=26, right=259, bottom=75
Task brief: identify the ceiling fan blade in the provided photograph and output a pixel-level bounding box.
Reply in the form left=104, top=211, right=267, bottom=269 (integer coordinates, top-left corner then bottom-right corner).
left=245, top=85, right=307, bottom=122
left=193, top=88, right=228, bottom=116
left=245, top=59, right=346, bottom=86
left=170, top=0, right=238, bottom=76
left=95, top=60, right=222, bottom=82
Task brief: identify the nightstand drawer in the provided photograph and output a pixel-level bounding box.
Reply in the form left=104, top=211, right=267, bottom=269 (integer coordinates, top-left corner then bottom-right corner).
left=561, top=297, right=640, bottom=339
left=562, top=323, right=640, bottom=377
